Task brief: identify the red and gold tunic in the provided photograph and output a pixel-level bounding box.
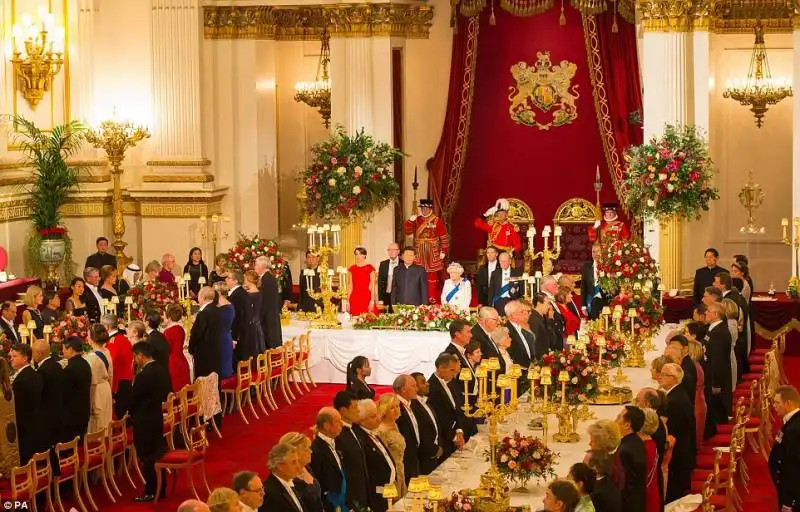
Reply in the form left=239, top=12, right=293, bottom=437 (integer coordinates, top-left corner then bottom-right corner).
left=474, top=218, right=522, bottom=254
left=404, top=214, right=449, bottom=272
left=588, top=220, right=631, bottom=244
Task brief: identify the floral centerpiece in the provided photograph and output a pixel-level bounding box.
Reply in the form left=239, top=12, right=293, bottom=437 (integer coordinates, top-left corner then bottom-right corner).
left=596, top=240, right=659, bottom=296
left=225, top=233, right=287, bottom=281
left=352, top=304, right=476, bottom=331
left=585, top=328, right=627, bottom=367
left=623, top=123, right=719, bottom=221
left=300, top=127, right=403, bottom=220
left=494, top=431, right=558, bottom=488
left=0, top=333, right=10, bottom=361
left=50, top=315, right=91, bottom=357
left=608, top=291, right=664, bottom=335
left=128, top=280, right=179, bottom=319
left=438, top=492, right=476, bottom=512
left=536, top=349, right=598, bottom=404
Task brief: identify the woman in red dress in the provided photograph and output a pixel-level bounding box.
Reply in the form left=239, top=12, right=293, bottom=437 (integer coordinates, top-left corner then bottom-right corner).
left=163, top=304, right=191, bottom=391
left=348, top=246, right=377, bottom=316
left=640, top=409, right=662, bottom=512
left=555, top=287, right=580, bottom=341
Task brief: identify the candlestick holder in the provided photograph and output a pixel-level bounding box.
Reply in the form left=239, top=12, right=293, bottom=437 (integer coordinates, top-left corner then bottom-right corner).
left=552, top=371, right=580, bottom=443
left=623, top=307, right=646, bottom=368
left=525, top=224, right=562, bottom=277
left=200, top=214, right=230, bottom=258
left=306, top=224, right=347, bottom=329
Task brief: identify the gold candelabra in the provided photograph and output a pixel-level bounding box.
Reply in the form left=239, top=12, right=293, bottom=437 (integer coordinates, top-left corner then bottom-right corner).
left=294, top=28, right=332, bottom=128
left=552, top=370, right=580, bottom=443
left=86, top=119, right=151, bottom=276
left=404, top=477, right=443, bottom=512
left=10, top=9, right=65, bottom=109
left=200, top=214, right=230, bottom=258
left=525, top=224, right=562, bottom=276
left=739, top=171, right=765, bottom=235
left=780, top=217, right=800, bottom=280
left=306, top=224, right=348, bottom=328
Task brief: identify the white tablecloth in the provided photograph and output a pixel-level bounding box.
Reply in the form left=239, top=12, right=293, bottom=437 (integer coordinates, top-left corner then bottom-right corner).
left=282, top=320, right=450, bottom=385
left=392, top=324, right=702, bottom=510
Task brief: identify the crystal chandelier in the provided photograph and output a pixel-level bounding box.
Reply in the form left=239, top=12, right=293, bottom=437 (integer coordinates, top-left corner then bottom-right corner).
left=722, top=22, right=792, bottom=128
left=294, top=28, right=331, bottom=129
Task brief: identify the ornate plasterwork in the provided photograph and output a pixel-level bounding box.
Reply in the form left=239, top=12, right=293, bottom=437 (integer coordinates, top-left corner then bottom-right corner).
left=142, top=174, right=215, bottom=183
left=203, top=4, right=435, bottom=40
left=637, top=0, right=800, bottom=33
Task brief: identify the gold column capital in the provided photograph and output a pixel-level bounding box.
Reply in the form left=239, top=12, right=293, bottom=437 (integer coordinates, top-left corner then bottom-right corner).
left=638, top=0, right=694, bottom=32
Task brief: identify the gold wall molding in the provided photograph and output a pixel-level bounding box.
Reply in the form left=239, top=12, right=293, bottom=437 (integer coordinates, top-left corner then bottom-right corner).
left=0, top=159, right=107, bottom=171
left=142, top=174, right=215, bottom=183
left=203, top=4, right=435, bottom=40
left=638, top=0, right=800, bottom=33
left=138, top=202, right=223, bottom=217
left=0, top=173, right=111, bottom=187
left=146, top=159, right=212, bottom=167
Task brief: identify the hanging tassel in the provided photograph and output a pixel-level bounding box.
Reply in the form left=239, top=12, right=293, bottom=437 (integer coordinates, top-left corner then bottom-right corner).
left=612, top=0, right=619, bottom=32
left=490, top=0, right=497, bottom=25
left=559, top=0, right=566, bottom=25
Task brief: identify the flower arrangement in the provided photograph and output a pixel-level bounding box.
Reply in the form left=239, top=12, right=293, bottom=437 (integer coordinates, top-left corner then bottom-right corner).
left=439, top=492, right=476, bottom=512
left=128, top=280, right=179, bottom=319
left=536, top=349, right=598, bottom=404
left=225, top=233, right=287, bottom=281
left=0, top=333, right=10, bottom=361
left=494, top=431, right=558, bottom=488
left=300, top=127, right=403, bottom=220
left=352, top=304, right=476, bottom=331
left=585, top=328, right=627, bottom=367
left=596, top=240, right=659, bottom=295
left=608, top=291, right=665, bottom=335
left=623, top=123, right=719, bottom=221
left=52, top=314, right=90, bottom=341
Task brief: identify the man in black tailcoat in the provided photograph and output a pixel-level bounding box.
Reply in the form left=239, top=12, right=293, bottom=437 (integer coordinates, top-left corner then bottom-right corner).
left=188, top=287, right=221, bottom=378
left=377, top=243, right=401, bottom=313
left=9, top=344, right=42, bottom=464
left=703, top=302, right=733, bottom=438
left=658, top=363, right=696, bottom=502
left=616, top=405, right=646, bottom=512
left=255, top=256, right=283, bottom=349
left=769, top=385, right=800, bottom=512
left=32, top=341, right=63, bottom=460
left=298, top=250, right=323, bottom=313
left=580, top=243, right=607, bottom=320
left=310, top=408, right=345, bottom=512
left=426, top=353, right=465, bottom=461
left=333, top=391, right=369, bottom=511
left=476, top=246, right=501, bottom=307
left=488, top=252, right=523, bottom=316
left=355, top=399, right=398, bottom=512
left=692, top=248, right=723, bottom=306
left=226, top=271, right=251, bottom=361
left=61, top=337, right=92, bottom=442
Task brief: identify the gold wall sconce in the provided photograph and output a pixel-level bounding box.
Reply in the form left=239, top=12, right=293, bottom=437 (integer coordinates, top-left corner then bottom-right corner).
left=10, top=8, right=65, bottom=109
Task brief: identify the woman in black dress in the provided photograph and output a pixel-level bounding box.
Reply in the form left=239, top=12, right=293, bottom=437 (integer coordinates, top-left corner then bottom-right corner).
left=98, top=265, right=123, bottom=317
left=183, top=247, right=209, bottom=297
left=65, top=277, right=87, bottom=317
left=243, top=271, right=266, bottom=355
left=208, top=253, right=228, bottom=285
left=346, top=355, right=375, bottom=399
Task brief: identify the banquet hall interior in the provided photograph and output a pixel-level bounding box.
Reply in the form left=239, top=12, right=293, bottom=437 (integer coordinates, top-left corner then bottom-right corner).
left=0, top=0, right=799, bottom=510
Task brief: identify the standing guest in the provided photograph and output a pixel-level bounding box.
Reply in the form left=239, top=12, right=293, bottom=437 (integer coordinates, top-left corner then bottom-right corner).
left=391, top=246, right=429, bottom=307
left=142, top=260, right=162, bottom=284
left=86, top=324, right=113, bottom=433
left=189, top=287, right=222, bottom=380
left=555, top=286, right=580, bottom=340
left=542, top=276, right=566, bottom=350
left=280, top=432, right=323, bottom=512
left=392, top=375, right=422, bottom=482
left=209, top=254, right=228, bottom=286
left=687, top=340, right=708, bottom=445
left=398, top=373, right=440, bottom=475
left=146, top=312, right=171, bottom=379
left=476, top=245, right=501, bottom=307
left=692, top=248, right=723, bottom=306
left=0, top=302, right=20, bottom=345
left=445, top=319, right=472, bottom=374
left=356, top=399, right=398, bottom=512
left=580, top=244, right=605, bottom=320
left=657, top=363, right=695, bottom=502
left=98, top=265, right=120, bottom=313
left=346, top=356, right=374, bottom=399
left=505, top=301, right=534, bottom=370
left=32, top=341, right=63, bottom=459
left=488, top=251, right=523, bottom=315
left=120, top=263, right=140, bottom=293
left=103, top=314, right=134, bottom=421
left=61, top=336, right=92, bottom=441
left=0, top=359, right=19, bottom=478
left=226, top=271, right=249, bottom=359
left=585, top=450, right=622, bottom=512
left=232, top=471, right=264, bottom=512
left=586, top=420, right=625, bottom=493
left=263, top=443, right=307, bottom=512
left=638, top=409, right=662, bottom=512
left=441, top=262, right=472, bottom=312
left=184, top=247, right=210, bottom=297
left=567, top=463, right=598, bottom=512
left=377, top=242, right=401, bottom=312
left=310, top=407, right=345, bottom=512
left=127, top=320, right=147, bottom=345
left=65, top=277, right=87, bottom=316
left=543, top=479, right=581, bottom=512
left=298, top=250, right=322, bottom=313
left=164, top=304, right=191, bottom=391
left=528, top=293, right=553, bottom=358
left=41, top=289, right=63, bottom=325
left=491, top=327, right=515, bottom=375
left=129, top=342, right=172, bottom=503
left=212, top=281, right=236, bottom=380
left=377, top=393, right=407, bottom=497
left=558, top=274, right=582, bottom=320
left=635, top=388, right=668, bottom=508
left=348, top=246, right=378, bottom=315
left=731, top=260, right=752, bottom=301
left=665, top=336, right=696, bottom=407
left=254, top=256, right=282, bottom=350
left=279, top=260, right=294, bottom=308
left=9, top=344, right=42, bottom=464
left=703, top=302, right=733, bottom=437
left=474, top=198, right=522, bottom=256
left=472, top=307, right=502, bottom=365
left=769, top=385, right=800, bottom=512
left=426, top=353, right=465, bottom=460
left=616, top=406, right=646, bottom=512
left=158, top=253, right=177, bottom=284
left=85, top=236, right=117, bottom=270
left=178, top=500, right=212, bottom=512
left=333, top=390, right=369, bottom=511
left=715, top=271, right=749, bottom=377
left=21, top=285, right=45, bottom=340
left=244, top=270, right=267, bottom=354
left=82, top=267, right=103, bottom=324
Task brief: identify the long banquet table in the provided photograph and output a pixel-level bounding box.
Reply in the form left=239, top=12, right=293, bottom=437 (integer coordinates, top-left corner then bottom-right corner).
left=392, top=324, right=701, bottom=511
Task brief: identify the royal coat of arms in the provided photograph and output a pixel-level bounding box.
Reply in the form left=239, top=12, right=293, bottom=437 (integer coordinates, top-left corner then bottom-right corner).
left=508, top=51, right=580, bottom=130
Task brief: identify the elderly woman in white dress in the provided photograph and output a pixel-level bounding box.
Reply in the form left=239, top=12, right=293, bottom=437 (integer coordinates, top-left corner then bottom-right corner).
left=441, top=262, right=472, bottom=312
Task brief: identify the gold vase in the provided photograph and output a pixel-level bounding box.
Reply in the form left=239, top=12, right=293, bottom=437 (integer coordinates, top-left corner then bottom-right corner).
left=339, top=215, right=363, bottom=268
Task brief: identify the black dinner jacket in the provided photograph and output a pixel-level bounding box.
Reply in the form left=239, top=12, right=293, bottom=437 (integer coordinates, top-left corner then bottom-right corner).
left=260, top=272, right=284, bottom=349
left=546, top=296, right=565, bottom=351
left=487, top=267, right=523, bottom=307
left=664, top=385, right=696, bottom=501
left=310, top=435, right=344, bottom=512
left=705, top=321, right=733, bottom=416
left=280, top=264, right=293, bottom=304
left=476, top=261, right=501, bottom=307
left=61, top=354, right=92, bottom=442
left=82, top=287, right=102, bottom=324
left=356, top=426, right=397, bottom=512
left=580, top=260, right=607, bottom=319
left=335, top=425, right=369, bottom=510
left=147, top=330, right=171, bottom=377
left=427, top=375, right=461, bottom=459
left=527, top=310, right=552, bottom=360
left=472, top=324, right=507, bottom=374
left=129, top=360, right=171, bottom=459
left=506, top=323, right=533, bottom=369
left=410, top=399, right=440, bottom=474
left=391, top=264, right=429, bottom=306
left=188, top=305, right=221, bottom=378
left=770, top=411, right=800, bottom=510
left=396, top=402, right=421, bottom=482
left=12, top=365, right=43, bottom=463
left=0, top=318, right=20, bottom=344
left=618, top=433, right=646, bottom=512
left=692, top=265, right=723, bottom=305
left=591, top=476, right=623, bottom=512
left=228, top=285, right=248, bottom=342
left=262, top=473, right=308, bottom=512
left=85, top=251, right=116, bottom=271
left=298, top=268, right=323, bottom=313
left=348, top=378, right=375, bottom=400
left=679, top=354, right=697, bottom=407
left=36, top=356, right=64, bottom=449
left=377, top=259, right=400, bottom=310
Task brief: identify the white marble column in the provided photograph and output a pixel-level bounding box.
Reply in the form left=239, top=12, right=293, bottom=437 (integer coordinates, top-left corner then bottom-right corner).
left=72, top=0, right=97, bottom=126
left=792, top=24, right=800, bottom=275
left=150, top=0, right=204, bottom=163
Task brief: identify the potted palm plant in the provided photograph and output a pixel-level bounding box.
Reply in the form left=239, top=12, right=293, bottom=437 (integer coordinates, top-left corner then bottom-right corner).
left=9, top=115, right=88, bottom=281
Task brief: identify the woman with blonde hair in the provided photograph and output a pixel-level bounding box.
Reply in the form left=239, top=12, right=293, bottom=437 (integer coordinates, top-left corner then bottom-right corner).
left=377, top=393, right=407, bottom=497
left=650, top=355, right=674, bottom=383
left=99, top=265, right=122, bottom=316
left=21, top=284, right=44, bottom=340
left=639, top=409, right=661, bottom=511
left=585, top=419, right=624, bottom=492
left=279, top=431, right=323, bottom=511
left=722, top=298, right=740, bottom=386
left=207, top=487, right=241, bottom=512
left=243, top=270, right=266, bottom=355
left=143, top=260, right=162, bottom=284
left=0, top=359, right=19, bottom=478
left=441, top=262, right=472, bottom=312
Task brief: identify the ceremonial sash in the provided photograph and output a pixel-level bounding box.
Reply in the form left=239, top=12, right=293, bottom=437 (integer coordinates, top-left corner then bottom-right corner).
left=415, top=214, right=439, bottom=239
left=326, top=473, right=348, bottom=512
left=492, top=283, right=511, bottom=305
left=446, top=281, right=462, bottom=303
left=94, top=350, right=110, bottom=372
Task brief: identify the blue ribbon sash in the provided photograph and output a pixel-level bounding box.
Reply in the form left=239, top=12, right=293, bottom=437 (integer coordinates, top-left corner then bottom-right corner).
left=445, top=281, right=462, bottom=303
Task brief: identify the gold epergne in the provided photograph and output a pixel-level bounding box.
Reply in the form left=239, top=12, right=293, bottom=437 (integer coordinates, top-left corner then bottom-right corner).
left=524, top=225, right=562, bottom=276
left=552, top=371, right=580, bottom=443
left=305, top=224, right=348, bottom=329
left=587, top=310, right=633, bottom=405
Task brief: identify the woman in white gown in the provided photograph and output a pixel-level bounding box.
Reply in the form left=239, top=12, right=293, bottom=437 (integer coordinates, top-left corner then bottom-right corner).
left=440, top=262, right=472, bottom=312
left=722, top=299, right=739, bottom=387
left=86, top=324, right=114, bottom=434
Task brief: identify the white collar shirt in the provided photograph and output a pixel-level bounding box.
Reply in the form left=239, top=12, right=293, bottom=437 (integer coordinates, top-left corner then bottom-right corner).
left=396, top=395, right=421, bottom=444
left=363, top=426, right=397, bottom=484
left=387, top=259, right=399, bottom=293
left=510, top=322, right=531, bottom=358
left=316, top=432, right=342, bottom=470
left=275, top=474, right=304, bottom=512
left=434, top=374, right=456, bottom=409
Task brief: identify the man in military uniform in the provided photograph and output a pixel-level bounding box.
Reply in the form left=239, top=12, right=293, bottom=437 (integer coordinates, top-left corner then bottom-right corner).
left=404, top=199, right=449, bottom=302
left=474, top=198, right=522, bottom=256
left=588, top=202, right=630, bottom=244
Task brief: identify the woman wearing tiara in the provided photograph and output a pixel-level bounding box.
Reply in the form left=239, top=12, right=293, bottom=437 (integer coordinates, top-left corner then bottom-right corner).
left=440, top=262, right=472, bottom=312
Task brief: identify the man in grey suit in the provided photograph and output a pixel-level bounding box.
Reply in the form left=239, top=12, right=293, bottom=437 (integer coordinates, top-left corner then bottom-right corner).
left=391, top=246, right=429, bottom=306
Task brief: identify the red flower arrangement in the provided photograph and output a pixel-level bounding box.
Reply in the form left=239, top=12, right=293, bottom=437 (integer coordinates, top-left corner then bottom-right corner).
left=52, top=314, right=90, bottom=341
left=585, top=329, right=627, bottom=367
left=537, top=349, right=598, bottom=405
left=608, top=291, right=664, bottom=335
left=38, top=226, right=67, bottom=239
left=596, top=240, right=659, bottom=295
left=352, top=304, right=476, bottom=331
left=128, top=280, right=179, bottom=319
left=225, top=234, right=287, bottom=281
left=494, top=431, right=558, bottom=487
left=0, top=333, right=11, bottom=360
left=438, top=492, right=476, bottom=512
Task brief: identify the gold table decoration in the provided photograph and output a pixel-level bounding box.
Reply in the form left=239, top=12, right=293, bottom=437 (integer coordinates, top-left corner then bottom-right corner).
left=305, top=224, right=347, bottom=329
left=552, top=370, right=580, bottom=443
left=200, top=214, right=230, bottom=258
left=623, top=307, right=646, bottom=368
left=86, top=119, right=151, bottom=276
left=10, top=8, right=65, bottom=109
left=382, top=482, right=398, bottom=511
left=525, top=224, right=562, bottom=277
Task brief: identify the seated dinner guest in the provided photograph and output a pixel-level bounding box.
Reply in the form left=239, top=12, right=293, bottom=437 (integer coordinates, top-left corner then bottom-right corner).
left=441, top=262, right=471, bottom=312
left=346, top=356, right=375, bottom=399
left=392, top=246, right=428, bottom=307
left=348, top=246, right=378, bottom=316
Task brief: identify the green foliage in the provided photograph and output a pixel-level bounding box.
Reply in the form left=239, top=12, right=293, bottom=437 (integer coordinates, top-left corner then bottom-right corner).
left=300, top=126, right=404, bottom=221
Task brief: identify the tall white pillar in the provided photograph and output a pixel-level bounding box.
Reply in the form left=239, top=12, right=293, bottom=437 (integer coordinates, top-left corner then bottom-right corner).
left=72, top=0, right=97, bottom=126
left=792, top=24, right=800, bottom=275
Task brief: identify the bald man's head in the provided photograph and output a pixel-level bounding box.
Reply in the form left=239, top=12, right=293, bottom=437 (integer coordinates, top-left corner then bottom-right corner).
left=32, top=341, right=50, bottom=363
left=178, top=499, right=211, bottom=512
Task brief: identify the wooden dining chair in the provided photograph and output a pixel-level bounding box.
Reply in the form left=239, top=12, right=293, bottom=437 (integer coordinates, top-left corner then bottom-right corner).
left=30, top=450, right=55, bottom=512
left=53, top=436, right=88, bottom=512
left=154, top=424, right=211, bottom=502
left=0, top=459, right=35, bottom=511
left=80, top=429, right=116, bottom=510
left=107, top=415, right=137, bottom=494
left=221, top=358, right=258, bottom=424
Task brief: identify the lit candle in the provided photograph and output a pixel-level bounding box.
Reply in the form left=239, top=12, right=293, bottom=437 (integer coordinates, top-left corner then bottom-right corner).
left=307, top=226, right=315, bottom=248
left=42, top=324, right=52, bottom=344
left=125, top=295, right=133, bottom=323
left=198, top=276, right=206, bottom=286
left=19, top=326, right=29, bottom=344
left=628, top=307, right=637, bottom=333
left=558, top=370, right=570, bottom=406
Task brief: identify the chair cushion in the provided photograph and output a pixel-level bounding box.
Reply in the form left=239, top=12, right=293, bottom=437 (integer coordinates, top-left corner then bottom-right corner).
left=696, top=453, right=731, bottom=468
left=692, top=468, right=730, bottom=482
left=156, top=449, right=204, bottom=465
left=221, top=377, right=250, bottom=390
left=742, top=373, right=760, bottom=381
left=705, top=434, right=732, bottom=447
left=749, top=365, right=764, bottom=373
left=748, top=356, right=765, bottom=364
left=79, top=451, right=105, bottom=469
left=752, top=348, right=769, bottom=355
